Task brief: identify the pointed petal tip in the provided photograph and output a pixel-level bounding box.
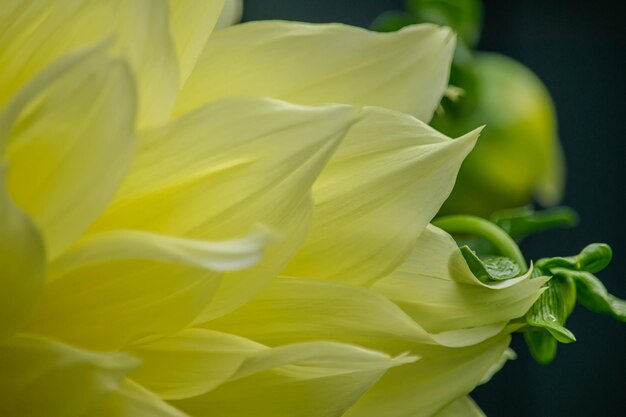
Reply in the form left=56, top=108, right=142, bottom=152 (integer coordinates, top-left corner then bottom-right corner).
left=396, top=22, right=455, bottom=39
left=396, top=23, right=457, bottom=62
left=462, top=125, right=486, bottom=141
left=452, top=125, right=483, bottom=157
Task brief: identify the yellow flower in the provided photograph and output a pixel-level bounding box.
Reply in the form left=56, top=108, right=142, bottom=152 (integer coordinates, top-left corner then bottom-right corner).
left=0, top=1, right=545, bottom=416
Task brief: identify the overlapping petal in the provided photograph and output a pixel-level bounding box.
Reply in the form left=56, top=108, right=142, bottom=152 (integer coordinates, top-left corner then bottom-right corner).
left=91, top=97, right=359, bottom=319
left=0, top=335, right=138, bottom=417
left=24, top=228, right=271, bottom=351
left=169, top=341, right=414, bottom=417
left=87, top=380, right=189, bottom=417
left=128, top=329, right=263, bottom=400
left=93, top=97, right=357, bottom=239
left=343, top=335, right=510, bottom=417
left=371, top=225, right=548, bottom=334
left=1, top=46, right=136, bottom=259
left=176, top=21, right=455, bottom=122
left=285, top=107, right=479, bottom=285
left=0, top=0, right=177, bottom=125
left=205, top=277, right=432, bottom=352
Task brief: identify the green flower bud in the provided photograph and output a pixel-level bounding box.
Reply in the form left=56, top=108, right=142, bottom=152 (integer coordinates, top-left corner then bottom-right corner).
left=434, top=53, right=565, bottom=217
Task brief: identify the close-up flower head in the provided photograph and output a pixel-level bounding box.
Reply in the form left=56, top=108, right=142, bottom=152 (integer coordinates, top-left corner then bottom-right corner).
left=0, top=1, right=624, bottom=417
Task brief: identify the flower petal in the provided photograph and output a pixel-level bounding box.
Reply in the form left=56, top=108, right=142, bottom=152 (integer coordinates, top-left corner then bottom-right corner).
left=206, top=277, right=433, bottom=353
left=285, top=107, right=479, bottom=285
left=0, top=335, right=138, bottom=417
left=25, top=229, right=272, bottom=350
left=371, top=225, right=548, bottom=335
left=170, top=341, right=414, bottom=417
left=128, top=328, right=264, bottom=400
left=433, top=397, right=485, bottom=417
left=197, top=200, right=312, bottom=321
left=343, top=335, right=510, bottom=417
left=0, top=0, right=177, bottom=125
left=176, top=21, right=455, bottom=122
left=2, top=47, right=136, bottom=259
left=94, top=97, right=358, bottom=239
left=168, top=0, right=227, bottom=83
left=88, top=379, right=189, bottom=417
left=91, top=97, right=359, bottom=319
left=0, top=166, right=45, bottom=338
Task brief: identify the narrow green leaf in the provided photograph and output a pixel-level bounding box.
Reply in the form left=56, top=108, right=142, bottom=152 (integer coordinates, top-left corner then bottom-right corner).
left=491, top=206, right=578, bottom=241
left=535, top=256, right=577, bottom=271
left=551, top=268, right=626, bottom=322
left=537, top=243, right=613, bottom=274
left=460, top=246, right=521, bottom=282
left=576, top=244, right=612, bottom=273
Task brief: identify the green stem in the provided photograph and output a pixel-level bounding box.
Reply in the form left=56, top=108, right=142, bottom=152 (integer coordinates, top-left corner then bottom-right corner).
left=433, top=215, right=528, bottom=273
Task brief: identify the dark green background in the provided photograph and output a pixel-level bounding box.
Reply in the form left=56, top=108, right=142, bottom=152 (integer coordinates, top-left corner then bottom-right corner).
left=242, top=1, right=626, bottom=416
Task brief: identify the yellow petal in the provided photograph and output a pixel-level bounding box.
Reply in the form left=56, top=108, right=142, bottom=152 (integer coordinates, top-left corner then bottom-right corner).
left=0, top=0, right=177, bottom=125
left=434, top=397, right=486, bottom=417
left=285, top=107, right=479, bottom=285
left=176, top=22, right=455, bottom=122
left=94, top=97, right=357, bottom=238
left=215, top=0, right=243, bottom=29
left=0, top=334, right=138, bottom=417
left=25, top=228, right=272, bottom=350
left=371, top=225, right=548, bottom=336
left=2, top=47, right=136, bottom=259
left=128, top=328, right=264, bottom=400
left=231, top=341, right=415, bottom=379
left=88, top=379, right=189, bottom=417
left=0, top=165, right=45, bottom=338
left=91, top=97, right=359, bottom=319
left=203, top=199, right=313, bottom=321
left=343, top=335, right=510, bottom=417
left=170, top=341, right=414, bottom=417
left=206, top=277, right=433, bottom=353
left=168, top=0, right=227, bottom=83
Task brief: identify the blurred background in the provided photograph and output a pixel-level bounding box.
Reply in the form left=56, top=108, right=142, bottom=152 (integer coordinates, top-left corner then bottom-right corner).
left=243, top=1, right=626, bottom=416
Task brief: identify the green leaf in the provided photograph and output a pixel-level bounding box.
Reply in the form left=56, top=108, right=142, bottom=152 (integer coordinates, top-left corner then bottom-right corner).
left=576, top=244, right=612, bottom=273
left=406, top=0, right=483, bottom=47
left=526, top=277, right=576, bottom=344
left=536, top=243, right=612, bottom=274
left=551, top=268, right=626, bottom=322
left=524, top=330, right=557, bottom=365
left=460, top=246, right=521, bottom=283
left=491, top=206, right=579, bottom=241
